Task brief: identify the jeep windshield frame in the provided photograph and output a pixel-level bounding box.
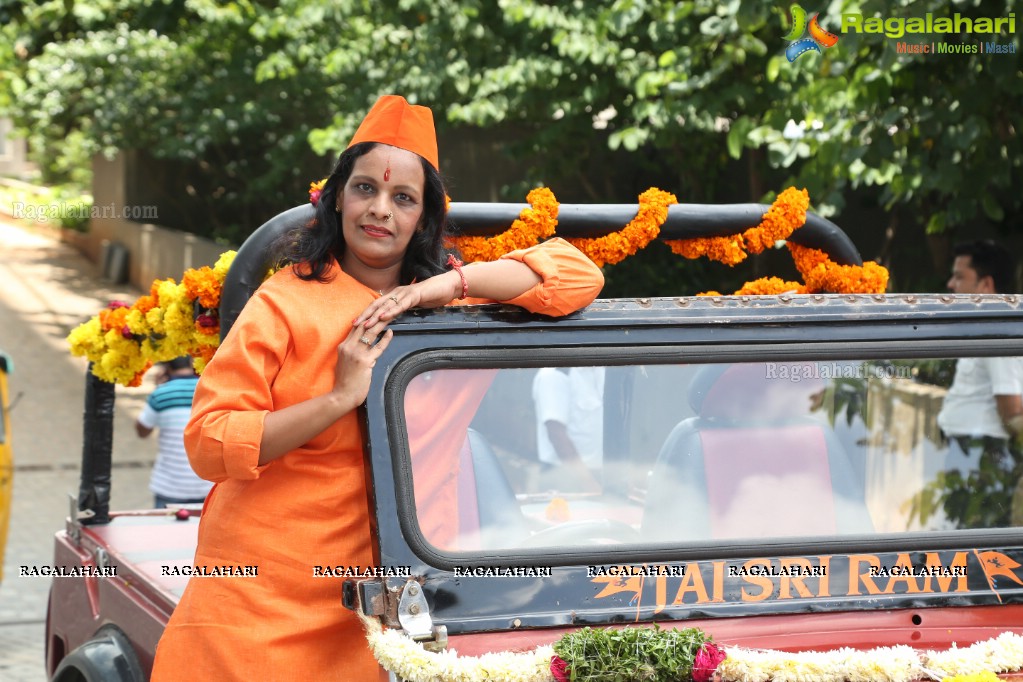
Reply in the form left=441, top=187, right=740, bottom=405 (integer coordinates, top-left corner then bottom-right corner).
left=360, top=294, right=1023, bottom=632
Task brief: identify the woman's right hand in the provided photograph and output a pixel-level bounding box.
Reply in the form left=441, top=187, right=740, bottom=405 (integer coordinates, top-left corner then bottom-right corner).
left=331, top=318, right=394, bottom=407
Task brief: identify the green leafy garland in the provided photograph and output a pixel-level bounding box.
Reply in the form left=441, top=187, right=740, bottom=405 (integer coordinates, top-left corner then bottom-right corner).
left=552, top=626, right=714, bottom=681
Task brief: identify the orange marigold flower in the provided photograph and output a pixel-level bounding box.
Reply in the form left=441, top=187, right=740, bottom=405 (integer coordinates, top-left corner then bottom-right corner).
left=132, top=294, right=158, bottom=315
left=734, top=276, right=807, bottom=295
left=98, top=305, right=130, bottom=332
left=668, top=236, right=748, bottom=265
left=308, top=178, right=327, bottom=206
left=545, top=497, right=571, bottom=523
left=192, top=345, right=216, bottom=367
left=788, top=243, right=889, bottom=294
left=742, top=187, right=809, bottom=254
left=127, top=365, right=151, bottom=388
left=666, top=186, right=808, bottom=265
left=567, top=187, right=678, bottom=268
left=448, top=187, right=559, bottom=262
left=183, top=266, right=222, bottom=309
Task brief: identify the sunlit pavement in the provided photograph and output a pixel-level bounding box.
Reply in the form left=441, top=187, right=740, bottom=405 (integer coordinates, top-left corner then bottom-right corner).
left=0, top=217, right=157, bottom=681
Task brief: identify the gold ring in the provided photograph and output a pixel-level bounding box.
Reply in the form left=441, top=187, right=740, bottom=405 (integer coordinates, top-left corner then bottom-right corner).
left=389, top=295, right=399, bottom=305
left=359, top=335, right=372, bottom=345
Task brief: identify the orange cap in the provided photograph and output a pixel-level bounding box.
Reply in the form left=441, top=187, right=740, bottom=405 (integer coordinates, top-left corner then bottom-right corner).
left=346, top=95, right=439, bottom=170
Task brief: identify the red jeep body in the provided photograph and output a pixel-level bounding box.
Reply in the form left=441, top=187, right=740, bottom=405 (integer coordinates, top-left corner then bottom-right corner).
left=45, top=202, right=1023, bottom=681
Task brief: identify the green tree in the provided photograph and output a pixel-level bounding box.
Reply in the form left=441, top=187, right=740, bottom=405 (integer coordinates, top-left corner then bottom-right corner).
left=728, top=0, right=1022, bottom=289
left=3, top=0, right=1019, bottom=291
left=1, top=0, right=337, bottom=241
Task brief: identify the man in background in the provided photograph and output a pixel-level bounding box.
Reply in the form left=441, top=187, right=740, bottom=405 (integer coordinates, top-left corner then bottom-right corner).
left=136, top=357, right=212, bottom=508
left=532, top=366, right=605, bottom=493
left=936, top=239, right=1023, bottom=526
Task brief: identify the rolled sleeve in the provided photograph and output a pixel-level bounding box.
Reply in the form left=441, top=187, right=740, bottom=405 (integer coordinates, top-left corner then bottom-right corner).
left=186, top=409, right=269, bottom=482
left=184, top=287, right=287, bottom=483
left=498, top=238, right=604, bottom=316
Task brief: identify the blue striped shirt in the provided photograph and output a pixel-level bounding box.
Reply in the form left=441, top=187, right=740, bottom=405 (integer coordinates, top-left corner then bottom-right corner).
left=138, top=376, right=213, bottom=499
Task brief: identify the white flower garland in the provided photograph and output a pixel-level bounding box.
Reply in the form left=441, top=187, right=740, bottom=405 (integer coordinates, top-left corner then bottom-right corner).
left=362, top=615, right=554, bottom=682
left=361, top=615, right=1023, bottom=682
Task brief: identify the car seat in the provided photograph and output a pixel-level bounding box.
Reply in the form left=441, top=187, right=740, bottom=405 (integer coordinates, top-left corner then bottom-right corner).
left=642, top=362, right=873, bottom=542
left=456, top=429, right=531, bottom=549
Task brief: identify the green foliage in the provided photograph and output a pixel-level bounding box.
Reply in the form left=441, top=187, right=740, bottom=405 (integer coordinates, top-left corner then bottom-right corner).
left=733, top=0, right=1023, bottom=236
left=2, top=0, right=1019, bottom=281
left=1, top=0, right=336, bottom=241
left=910, top=438, right=1023, bottom=529
left=552, top=625, right=710, bottom=681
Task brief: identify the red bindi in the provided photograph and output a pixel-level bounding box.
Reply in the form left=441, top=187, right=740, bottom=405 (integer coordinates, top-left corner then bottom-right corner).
left=384, top=167, right=391, bottom=181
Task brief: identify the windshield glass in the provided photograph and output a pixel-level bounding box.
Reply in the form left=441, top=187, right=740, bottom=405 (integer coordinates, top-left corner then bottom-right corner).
left=402, top=358, right=1023, bottom=553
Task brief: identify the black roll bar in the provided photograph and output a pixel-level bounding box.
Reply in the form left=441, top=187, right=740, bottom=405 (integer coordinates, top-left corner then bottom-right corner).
left=220, top=202, right=862, bottom=342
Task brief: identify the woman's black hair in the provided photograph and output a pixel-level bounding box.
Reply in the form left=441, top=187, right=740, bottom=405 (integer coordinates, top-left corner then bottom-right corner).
left=274, top=141, right=450, bottom=284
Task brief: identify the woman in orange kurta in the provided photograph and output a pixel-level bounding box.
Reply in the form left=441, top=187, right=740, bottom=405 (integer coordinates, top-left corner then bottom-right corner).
left=150, top=95, right=604, bottom=680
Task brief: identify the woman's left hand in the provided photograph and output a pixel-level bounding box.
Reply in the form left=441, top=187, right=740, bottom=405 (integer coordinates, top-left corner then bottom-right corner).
left=354, top=271, right=460, bottom=327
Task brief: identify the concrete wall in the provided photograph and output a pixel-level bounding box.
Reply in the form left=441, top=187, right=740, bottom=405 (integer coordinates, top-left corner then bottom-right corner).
left=0, top=118, right=36, bottom=178
left=88, top=152, right=228, bottom=289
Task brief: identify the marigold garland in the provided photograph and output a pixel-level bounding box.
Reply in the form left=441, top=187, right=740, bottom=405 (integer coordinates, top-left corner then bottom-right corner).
left=666, top=187, right=810, bottom=266
left=447, top=187, right=559, bottom=263
left=69, top=183, right=891, bottom=386
left=671, top=234, right=749, bottom=266
left=733, top=276, right=808, bottom=296
left=566, top=187, right=678, bottom=268
left=68, top=251, right=238, bottom=385
left=789, top=242, right=890, bottom=294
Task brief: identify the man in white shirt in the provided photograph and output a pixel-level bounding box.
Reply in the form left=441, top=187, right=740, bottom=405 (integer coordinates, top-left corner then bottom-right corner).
left=532, top=366, right=605, bottom=491
left=935, top=240, right=1023, bottom=526
left=937, top=240, right=1023, bottom=444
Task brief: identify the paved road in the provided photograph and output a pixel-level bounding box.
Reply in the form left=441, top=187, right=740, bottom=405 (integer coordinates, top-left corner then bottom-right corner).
left=0, top=218, right=157, bottom=681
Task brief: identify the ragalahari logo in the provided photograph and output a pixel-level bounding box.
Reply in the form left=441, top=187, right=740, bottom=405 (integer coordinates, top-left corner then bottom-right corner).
left=783, top=4, right=840, bottom=62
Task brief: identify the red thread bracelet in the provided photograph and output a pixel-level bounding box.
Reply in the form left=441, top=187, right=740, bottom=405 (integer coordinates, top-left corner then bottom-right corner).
left=446, top=253, right=468, bottom=299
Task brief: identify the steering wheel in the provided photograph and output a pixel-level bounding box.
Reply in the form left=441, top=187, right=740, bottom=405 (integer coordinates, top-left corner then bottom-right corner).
left=517, top=519, right=642, bottom=547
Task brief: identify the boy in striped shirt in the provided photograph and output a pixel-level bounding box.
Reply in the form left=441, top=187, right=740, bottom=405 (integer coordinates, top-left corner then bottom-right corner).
left=136, top=357, right=213, bottom=508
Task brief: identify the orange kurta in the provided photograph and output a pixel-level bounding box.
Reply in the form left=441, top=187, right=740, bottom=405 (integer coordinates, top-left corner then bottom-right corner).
left=150, top=238, right=603, bottom=681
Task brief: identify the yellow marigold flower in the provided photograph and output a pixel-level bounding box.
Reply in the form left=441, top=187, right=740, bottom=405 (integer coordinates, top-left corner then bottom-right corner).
left=67, top=318, right=106, bottom=361
left=213, top=250, right=236, bottom=278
